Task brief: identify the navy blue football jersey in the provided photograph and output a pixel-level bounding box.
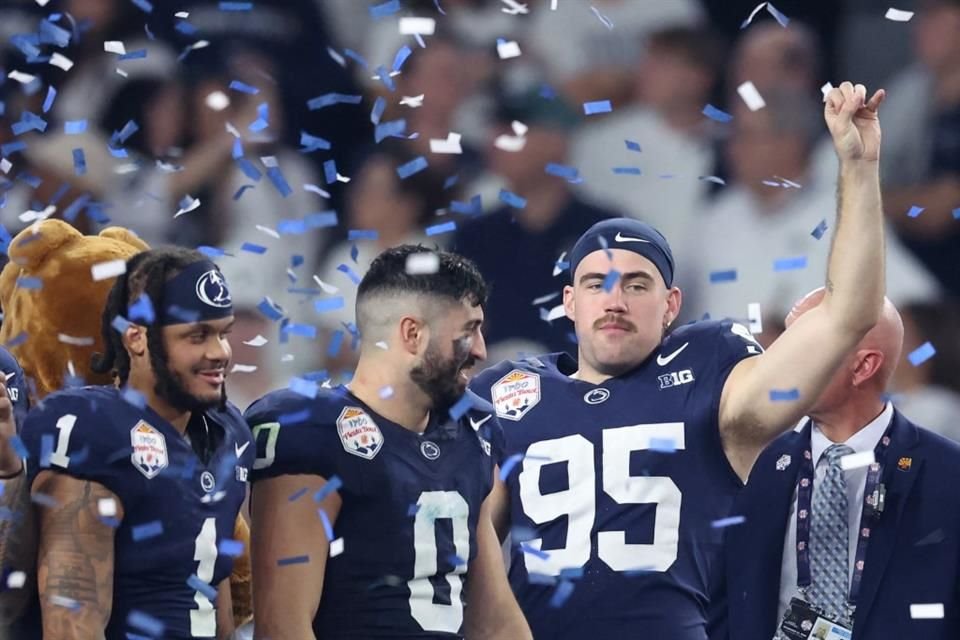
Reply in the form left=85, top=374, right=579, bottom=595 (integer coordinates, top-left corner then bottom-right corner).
left=470, top=319, right=762, bottom=639
left=245, top=386, right=498, bottom=639
left=0, top=345, right=30, bottom=431
left=20, top=386, right=253, bottom=640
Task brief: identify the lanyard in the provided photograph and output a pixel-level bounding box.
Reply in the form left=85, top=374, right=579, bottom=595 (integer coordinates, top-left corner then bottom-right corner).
left=795, top=421, right=893, bottom=609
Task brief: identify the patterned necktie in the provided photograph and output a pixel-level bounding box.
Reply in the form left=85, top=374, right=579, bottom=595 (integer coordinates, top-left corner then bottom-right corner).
left=808, top=443, right=855, bottom=618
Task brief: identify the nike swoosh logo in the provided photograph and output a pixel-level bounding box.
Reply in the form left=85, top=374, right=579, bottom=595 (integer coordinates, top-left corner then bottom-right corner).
left=235, top=441, right=250, bottom=457
left=3, top=372, right=15, bottom=382
left=615, top=232, right=651, bottom=244
left=469, top=415, right=492, bottom=430
left=656, top=342, right=689, bottom=366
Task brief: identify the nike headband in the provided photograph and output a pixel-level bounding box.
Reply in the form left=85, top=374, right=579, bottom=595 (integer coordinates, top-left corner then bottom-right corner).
left=568, top=218, right=675, bottom=287
left=158, top=261, right=234, bottom=325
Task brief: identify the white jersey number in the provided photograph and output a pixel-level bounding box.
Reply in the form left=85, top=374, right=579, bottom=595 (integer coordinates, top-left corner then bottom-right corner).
left=519, top=422, right=684, bottom=575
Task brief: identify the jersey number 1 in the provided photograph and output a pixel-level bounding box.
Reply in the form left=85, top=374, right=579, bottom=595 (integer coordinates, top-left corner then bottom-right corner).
left=519, top=422, right=684, bottom=575
left=191, top=517, right=218, bottom=636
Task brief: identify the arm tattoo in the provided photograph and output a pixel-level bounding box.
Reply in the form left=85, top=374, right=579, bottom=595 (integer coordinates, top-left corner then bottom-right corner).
left=35, top=475, right=118, bottom=640
left=0, top=475, right=37, bottom=623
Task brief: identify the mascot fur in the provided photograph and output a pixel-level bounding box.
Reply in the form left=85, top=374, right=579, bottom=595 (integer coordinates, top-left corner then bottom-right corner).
left=0, top=219, right=253, bottom=627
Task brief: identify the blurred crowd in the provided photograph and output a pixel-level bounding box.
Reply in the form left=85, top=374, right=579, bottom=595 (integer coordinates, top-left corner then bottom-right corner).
left=1, top=0, right=958, bottom=438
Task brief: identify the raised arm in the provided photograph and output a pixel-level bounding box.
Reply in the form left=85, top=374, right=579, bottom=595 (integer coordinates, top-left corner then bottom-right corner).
left=719, top=82, right=887, bottom=481
left=33, top=471, right=119, bottom=640
left=251, top=474, right=341, bottom=640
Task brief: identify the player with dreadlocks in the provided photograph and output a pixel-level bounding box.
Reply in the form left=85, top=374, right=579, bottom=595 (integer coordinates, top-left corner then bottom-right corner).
left=20, top=246, right=254, bottom=640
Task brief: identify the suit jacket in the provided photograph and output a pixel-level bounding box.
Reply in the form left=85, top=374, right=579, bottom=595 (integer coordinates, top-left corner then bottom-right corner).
left=709, top=408, right=960, bottom=639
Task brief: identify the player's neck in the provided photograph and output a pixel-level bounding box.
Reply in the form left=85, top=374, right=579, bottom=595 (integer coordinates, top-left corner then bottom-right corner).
left=126, top=372, right=191, bottom=434
left=349, top=358, right=431, bottom=434
left=810, top=396, right=886, bottom=444
left=569, top=366, right=612, bottom=385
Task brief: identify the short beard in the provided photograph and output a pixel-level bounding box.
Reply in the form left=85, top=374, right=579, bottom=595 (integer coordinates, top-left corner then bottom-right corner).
left=149, top=331, right=225, bottom=413
left=409, top=337, right=473, bottom=414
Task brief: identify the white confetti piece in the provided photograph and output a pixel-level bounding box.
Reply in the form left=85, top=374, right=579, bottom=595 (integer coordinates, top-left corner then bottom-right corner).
left=330, top=537, right=345, bottom=557
left=840, top=450, right=876, bottom=471
left=175, top=10, right=189, bottom=18
left=49, top=53, right=74, bottom=71
left=260, top=155, right=279, bottom=168
left=511, top=120, right=529, bottom=137
left=224, top=122, right=241, bottom=138
left=532, top=292, right=560, bottom=305
left=98, top=498, right=117, bottom=517
left=821, top=82, right=834, bottom=102
left=399, top=17, right=436, bottom=35
left=58, top=334, right=94, bottom=346
left=115, top=68, right=129, bottom=78
left=312, top=276, right=339, bottom=294
left=552, top=251, right=568, bottom=277
left=174, top=196, right=201, bottom=218
left=19, top=205, right=56, bottom=223
left=255, top=224, right=280, bottom=239
left=545, top=305, right=566, bottom=322
left=1, top=158, right=12, bottom=174
left=91, top=259, right=127, bottom=281
left=551, top=0, right=558, bottom=8
left=406, top=252, right=440, bottom=274
left=336, top=173, right=351, bottom=183
left=6, top=571, right=25, bottom=589
left=497, top=40, right=522, bottom=59
left=8, top=70, right=37, bottom=85
left=103, top=40, right=126, bottom=54
left=303, top=184, right=331, bottom=198
left=910, top=603, right=944, bottom=619
left=205, top=90, right=230, bottom=111
left=50, top=595, right=78, bottom=609
left=429, top=132, right=463, bottom=154
left=231, top=364, right=258, bottom=373
left=737, top=81, right=766, bottom=111
left=375, top=341, right=389, bottom=350
left=885, top=7, right=914, bottom=21
left=400, top=94, right=425, bottom=108
left=281, top=354, right=295, bottom=362
left=243, top=335, right=269, bottom=347
left=114, top=163, right=140, bottom=175
left=500, top=0, right=529, bottom=14
left=747, top=302, right=763, bottom=334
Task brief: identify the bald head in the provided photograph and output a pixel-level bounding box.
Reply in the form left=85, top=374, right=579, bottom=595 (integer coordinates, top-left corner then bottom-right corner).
left=786, top=287, right=904, bottom=390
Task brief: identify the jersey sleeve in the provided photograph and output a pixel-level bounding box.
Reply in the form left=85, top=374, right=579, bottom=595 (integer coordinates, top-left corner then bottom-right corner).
left=469, top=362, right=518, bottom=468
left=711, top=319, right=764, bottom=375
left=21, top=392, right=139, bottom=508
left=244, top=390, right=336, bottom=482
left=0, top=346, right=31, bottom=433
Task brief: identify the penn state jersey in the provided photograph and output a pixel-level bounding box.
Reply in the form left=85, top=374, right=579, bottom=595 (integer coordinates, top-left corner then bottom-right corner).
left=245, top=386, right=498, bottom=639
left=0, top=345, right=30, bottom=430
left=470, top=319, right=762, bottom=639
left=20, top=386, right=254, bottom=640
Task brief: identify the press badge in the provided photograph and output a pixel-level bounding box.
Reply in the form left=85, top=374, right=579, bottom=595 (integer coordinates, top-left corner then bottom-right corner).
left=778, top=598, right=852, bottom=640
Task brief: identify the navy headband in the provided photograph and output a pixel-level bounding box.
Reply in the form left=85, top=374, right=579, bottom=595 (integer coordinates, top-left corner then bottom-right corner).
left=568, top=218, right=675, bottom=287
left=159, top=261, right=234, bottom=325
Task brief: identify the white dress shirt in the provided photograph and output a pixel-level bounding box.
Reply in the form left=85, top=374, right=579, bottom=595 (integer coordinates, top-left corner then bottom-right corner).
left=776, top=402, right=894, bottom=624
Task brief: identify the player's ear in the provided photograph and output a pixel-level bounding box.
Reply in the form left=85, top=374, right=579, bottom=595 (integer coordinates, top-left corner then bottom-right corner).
left=563, top=285, right=575, bottom=321
left=663, top=287, right=682, bottom=329
left=122, top=324, right=148, bottom=357
left=852, top=349, right=883, bottom=387
left=398, top=315, right=426, bottom=356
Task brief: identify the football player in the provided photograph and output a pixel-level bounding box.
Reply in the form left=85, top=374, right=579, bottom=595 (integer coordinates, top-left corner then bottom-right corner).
left=246, top=245, right=530, bottom=639
left=471, top=82, right=888, bottom=637
left=20, top=247, right=254, bottom=639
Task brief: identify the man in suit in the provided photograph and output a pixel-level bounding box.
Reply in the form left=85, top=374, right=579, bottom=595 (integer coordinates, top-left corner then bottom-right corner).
left=710, top=288, right=960, bottom=640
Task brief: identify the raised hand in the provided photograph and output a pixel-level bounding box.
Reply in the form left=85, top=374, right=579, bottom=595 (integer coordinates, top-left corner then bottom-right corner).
left=824, top=81, right=885, bottom=163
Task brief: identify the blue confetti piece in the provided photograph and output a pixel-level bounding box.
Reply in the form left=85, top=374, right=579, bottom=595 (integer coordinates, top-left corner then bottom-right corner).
left=313, top=475, right=343, bottom=503
left=307, top=93, right=363, bottom=110
left=9, top=435, right=28, bottom=461
left=450, top=194, right=482, bottom=215
left=235, top=158, right=262, bottom=181
left=111, top=315, right=131, bottom=334
left=219, top=1, right=253, bottom=10
left=63, top=193, right=91, bottom=222
left=709, top=269, right=737, bottom=283
left=426, top=221, right=456, bottom=236
left=811, top=219, right=828, bottom=240
left=128, top=293, right=155, bottom=324
left=602, top=270, right=620, bottom=292
left=107, top=145, right=128, bottom=158
left=72, top=148, right=86, bottom=176
left=40, top=434, right=53, bottom=467
left=327, top=330, right=344, bottom=358
left=375, top=119, right=407, bottom=143
left=499, top=453, right=524, bottom=481
left=766, top=2, right=790, bottom=27
left=520, top=543, right=550, bottom=561
left=448, top=394, right=474, bottom=421
left=348, top=229, right=379, bottom=241
left=196, top=246, right=225, bottom=258
left=908, top=341, right=936, bottom=366
left=284, top=323, right=317, bottom=339
left=233, top=184, right=255, bottom=200
left=132, top=520, right=163, bottom=541
left=549, top=580, right=575, bottom=608
left=625, top=139, right=642, bottom=152
left=39, top=19, right=72, bottom=47
left=126, top=611, right=164, bottom=638
left=1, top=141, right=27, bottom=156
left=16, top=277, right=42, bottom=290
left=702, top=104, right=733, bottom=123
left=318, top=509, right=334, bottom=540
left=257, top=298, right=285, bottom=321
left=649, top=438, right=676, bottom=453
left=337, top=264, right=362, bottom=285
left=499, top=189, right=527, bottom=209
left=350, top=244, right=359, bottom=263
left=187, top=574, right=217, bottom=601
left=314, top=297, right=345, bottom=313
left=772, top=256, right=807, bottom=272
left=769, top=388, right=800, bottom=402
left=583, top=100, right=612, bottom=115
left=343, top=48, right=369, bottom=69
left=232, top=138, right=244, bottom=160
left=288, top=377, right=319, bottom=399
left=266, top=167, right=292, bottom=198
left=240, top=242, right=267, bottom=254
left=392, top=45, right=413, bottom=72
left=288, top=487, right=309, bottom=502
left=218, top=539, right=244, bottom=557
left=299, top=131, right=331, bottom=151
left=612, top=167, right=641, bottom=175
left=448, top=554, right=467, bottom=567
left=114, top=120, right=140, bottom=145
left=443, top=174, right=460, bottom=190
left=375, top=64, right=396, bottom=92
left=397, top=156, right=428, bottom=179
left=118, top=49, right=147, bottom=60
left=711, top=515, right=746, bottom=529
left=953, top=208, right=960, bottom=220
left=305, top=211, right=340, bottom=228
left=42, top=85, right=57, bottom=113
left=545, top=163, right=579, bottom=180
left=323, top=159, right=337, bottom=184
left=123, top=387, right=147, bottom=410
left=907, top=205, right=925, bottom=218
left=229, top=80, right=259, bottom=95
left=174, top=20, right=198, bottom=36
left=130, top=0, right=153, bottom=11
left=369, top=0, right=401, bottom=19
left=371, top=96, right=386, bottom=125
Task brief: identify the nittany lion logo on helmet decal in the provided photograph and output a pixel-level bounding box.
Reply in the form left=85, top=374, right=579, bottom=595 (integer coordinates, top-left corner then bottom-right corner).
left=196, top=270, right=232, bottom=308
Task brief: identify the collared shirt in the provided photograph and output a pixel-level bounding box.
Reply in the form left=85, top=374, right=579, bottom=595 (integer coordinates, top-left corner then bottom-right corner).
left=776, top=402, right=894, bottom=623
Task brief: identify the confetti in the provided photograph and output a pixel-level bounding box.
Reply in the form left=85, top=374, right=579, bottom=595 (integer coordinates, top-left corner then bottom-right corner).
left=907, top=205, right=924, bottom=218
left=330, top=538, right=345, bottom=557
left=769, top=388, right=800, bottom=402
left=130, top=0, right=153, bottom=12
left=497, top=39, right=522, bottom=59
left=58, top=334, right=94, bottom=346
left=399, top=17, right=436, bottom=35
left=702, top=104, right=733, bottom=123
left=590, top=5, right=614, bottom=29
left=737, top=81, right=766, bottom=111
left=910, top=603, right=944, bottom=619
left=91, top=259, right=126, bottom=281
left=337, top=264, right=363, bottom=285
left=132, top=520, right=164, bottom=541
left=500, top=0, right=530, bottom=15
left=520, top=542, right=549, bottom=560
left=650, top=438, right=676, bottom=453
left=499, top=189, right=527, bottom=209
left=174, top=195, right=200, bottom=218
left=397, top=156, right=429, bottom=179
left=602, top=270, right=620, bottom=292
left=392, top=45, right=413, bottom=73
left=426, top=221, right=456, bottom=236
left=583, top=100, right=612, bottom=115
left=811, top=219, right=828, bottom=239
left=709, top=269, right=737, bottom=283
left=6, top=572, right=25, bottom=589
left=313, top=475, right=343, bottom=503
left=327, top=330, right=344, bottom=358
left=545, top=163, right=579, bottom=180
left=908, top=341, right=936, bottom=366
left=187, top=575, right=217, bottom=601
left=16, top=277, right=42, bottom=290
left=699, top=175, right=726, bottom=185
left=773, top=256, right=807, bottom=272
left=379, top=385, right=395, bottom=399
left=549, top=580, right=575, bottom=608
left=348, top=229, right=378, bottom=241
left=429, top=132, right=462, bottom=154
left=953, top=208, right=960, bottom=220
left=314, top=297, right=345, bottom=313
left=266, top=167, right=293, bottom=198
left=747, top=302, right=763, bottom=334
left=885, top=8, right=914, bottom=21
left=127, top=611, right=165, bottom=637
left=448, top=394, right=475, bottom=421
left=219, top=2, right=253, bottom=10
left=839, top=451, right=876, bottom=471
left=257, top=298, right=285, bottom=322
left=499, top=453, right=524, bottom=481
left=231, top=364, right=257, bottom=373
left=369, top=0, right=400, bottom=19
left=64, top=120, right=87, bottom=135
left=218, top=539, right=245, bottom=557
left=406, top=252, right=439, bottom=274
left=49, top=53, right=73, bottom=71
left=104, top=40, right=126, bottom=54
left=625, top=140, right=642, bottom=152
left=400, top=94, right=425, bottom=108
left=244, top=334, right=269, bottom=347
left=72, top=148, right=86, bottom=176
left=307, top=93, right=363, bottom=110
left=289, top=377, right=319, bottom=399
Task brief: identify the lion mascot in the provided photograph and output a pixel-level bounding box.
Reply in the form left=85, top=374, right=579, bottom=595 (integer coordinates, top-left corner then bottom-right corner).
left=0, top=219, right=253, bottom=628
